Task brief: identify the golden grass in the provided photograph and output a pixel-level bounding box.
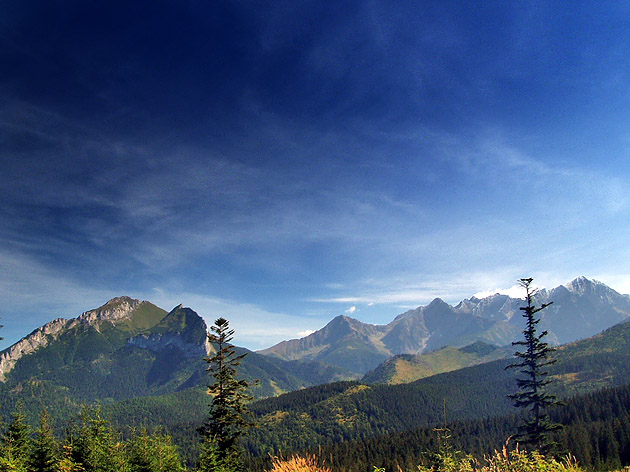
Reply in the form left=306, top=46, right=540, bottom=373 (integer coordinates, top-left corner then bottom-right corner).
left=266, top=454, right=332, bottom=472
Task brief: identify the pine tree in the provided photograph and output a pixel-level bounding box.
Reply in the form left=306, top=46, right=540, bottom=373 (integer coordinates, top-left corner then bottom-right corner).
left=71, top=408, right=130, bottom=472
left=30, top=409, right=60, bottom=472
left=128, top=428, right=185, bottom=472
left=0, top=404, right=32, bottom=472
left=57, top=443, right=85, bottom=472
left=506, top=278, right=563, bottom=452
left=198, top=317, right=257, bottom=472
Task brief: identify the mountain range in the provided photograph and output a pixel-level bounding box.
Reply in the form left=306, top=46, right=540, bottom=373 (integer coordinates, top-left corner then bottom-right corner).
left=1, top=276, right=628, bottom=420
left=259, top=276, right=630, bottom=374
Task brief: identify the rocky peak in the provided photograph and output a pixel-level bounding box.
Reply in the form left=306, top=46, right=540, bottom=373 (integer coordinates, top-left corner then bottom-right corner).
left=427, top=298, right=450, bottom=309
left=562, top=276, right=604, bottom=296
left=78, top=296, right=142, bottom=326
left=0, top=296, right=150, bottom=382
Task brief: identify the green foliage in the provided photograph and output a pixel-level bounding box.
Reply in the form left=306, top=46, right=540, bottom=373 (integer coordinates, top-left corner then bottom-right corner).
left=0, top=406, right=187, bottom=472
left=478, top=449, right=583, bottom=472
left=506, top=279, right=563, bottom=452
left=30, top=409, right=60, bottom=472
left=196, top=437, right=240, bottom=472
left=128, top=428, right=186, bottom=472
left=57, top=444, right=85, bottom=472
left=0, top=404, right=32, bottom=472
left=71, top=408, right=131, bottom=472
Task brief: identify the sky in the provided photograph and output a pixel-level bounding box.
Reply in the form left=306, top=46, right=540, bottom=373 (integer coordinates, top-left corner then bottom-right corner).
left=2, top=1, right=630, bottom=350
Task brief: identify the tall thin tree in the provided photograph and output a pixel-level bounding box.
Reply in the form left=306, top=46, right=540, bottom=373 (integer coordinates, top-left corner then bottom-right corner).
left=198, top=318, right=256, bottom=472
left=506, top=278, right=563, bottom=452
left=0, top=403, right=32, bottom=472
left=31, top=409, right=60, bottom=472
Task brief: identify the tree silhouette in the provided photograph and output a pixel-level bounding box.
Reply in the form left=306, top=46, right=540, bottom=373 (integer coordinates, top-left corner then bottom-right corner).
left=199, top=318, right=257, bottom=471
left=507, top=278, right=563, bottom=452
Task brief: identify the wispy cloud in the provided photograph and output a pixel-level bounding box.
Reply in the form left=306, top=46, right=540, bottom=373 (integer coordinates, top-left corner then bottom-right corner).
left=0, top=249, right=117, bottom=349
left=144, top=289, right=328, bottom=350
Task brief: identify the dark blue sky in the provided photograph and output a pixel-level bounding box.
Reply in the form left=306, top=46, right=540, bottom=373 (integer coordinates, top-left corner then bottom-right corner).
left=2, top=1, right=630, bottom=349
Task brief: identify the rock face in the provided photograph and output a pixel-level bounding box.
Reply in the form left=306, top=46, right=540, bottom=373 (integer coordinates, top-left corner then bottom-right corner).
left=127, top=305, right=210, bottom=359
left=0, top=297, right=149, bottom=381
left=0, top=318, right=70, bottom=381
left=77, top=296, right=142, bottom=327
left=259, top=277, right=630, bottom=374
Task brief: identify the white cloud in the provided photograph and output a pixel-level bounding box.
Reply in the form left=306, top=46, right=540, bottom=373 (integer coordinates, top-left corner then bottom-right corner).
left=297, top=329, right=315, bottom=337
left=345, top=306, right=357, bottom=314
left=144, top=289, right=330, bottom=350
left=310, top=269, right=583, bottom=309
left=0, top=249, right=118, bottom=349
left=473, top=285, right=525, bottom=299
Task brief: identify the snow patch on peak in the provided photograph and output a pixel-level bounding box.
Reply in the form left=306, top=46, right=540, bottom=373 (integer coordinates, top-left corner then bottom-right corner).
left=563, top=277, right=603, bottom=295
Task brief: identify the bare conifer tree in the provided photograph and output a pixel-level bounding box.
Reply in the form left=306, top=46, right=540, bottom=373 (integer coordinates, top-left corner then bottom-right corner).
left=506, top=278, right=563, bottom=452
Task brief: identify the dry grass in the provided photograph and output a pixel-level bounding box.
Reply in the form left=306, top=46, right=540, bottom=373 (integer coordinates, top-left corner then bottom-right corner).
left=479, top=449, right=583, bottom=472
left=266, top=454, right=332, bottom=472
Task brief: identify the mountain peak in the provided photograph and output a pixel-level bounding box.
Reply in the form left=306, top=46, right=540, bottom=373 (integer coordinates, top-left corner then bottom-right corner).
left=79, top=296, right=143, bottom=325
left=104, top=296, right=139, bottom=306
left=563, top=276, right=604, bottom=295
left=427, top=297, right=449, bottom=307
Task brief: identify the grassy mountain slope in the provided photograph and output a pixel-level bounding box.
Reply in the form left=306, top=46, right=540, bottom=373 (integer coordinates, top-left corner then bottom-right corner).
left=362, top=341, right=512, bottom=385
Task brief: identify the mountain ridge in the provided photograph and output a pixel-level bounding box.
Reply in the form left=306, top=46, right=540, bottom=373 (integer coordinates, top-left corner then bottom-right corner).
left=258, top=277, right=630, bottom=374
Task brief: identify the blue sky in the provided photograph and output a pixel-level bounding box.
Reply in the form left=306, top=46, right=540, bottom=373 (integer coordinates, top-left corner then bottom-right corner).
left=2, top=1, right=630, bottom=350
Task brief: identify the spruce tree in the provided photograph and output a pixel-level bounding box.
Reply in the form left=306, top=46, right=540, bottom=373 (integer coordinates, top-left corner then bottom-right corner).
left=0, top=404, right=32, bottom=472
left=31, top=409, right=60, bottom=472
left=198, top=318, right=257, bottom=472
left=128, top=428, right=185, bottom=472
left=72, top=408, right=130, bottom=472
left=506, top=278, right=563, bottom=452
left=57, top=443, right=84, bottom=472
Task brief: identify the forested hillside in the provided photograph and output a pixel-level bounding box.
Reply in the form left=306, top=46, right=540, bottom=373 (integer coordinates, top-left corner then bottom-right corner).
left=245, top=383, right=630, bottom=472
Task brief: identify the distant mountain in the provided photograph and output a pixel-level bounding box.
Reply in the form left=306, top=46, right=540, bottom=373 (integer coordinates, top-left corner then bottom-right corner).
left=361, top=341, right=512, bottom=385
left=259, top=277, right=630, bottom=374
left=0, top=297, right=353, bottom=423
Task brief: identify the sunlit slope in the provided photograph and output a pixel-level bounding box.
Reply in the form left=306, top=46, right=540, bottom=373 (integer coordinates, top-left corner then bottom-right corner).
left=362, top=341, right=512, bottom=385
